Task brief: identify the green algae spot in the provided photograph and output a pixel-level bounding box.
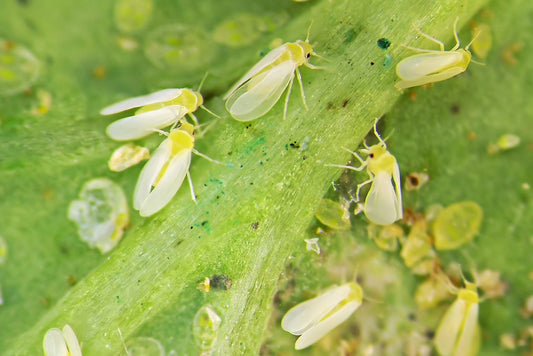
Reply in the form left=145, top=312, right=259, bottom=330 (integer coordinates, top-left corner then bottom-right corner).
left=145, top=24, right=214, bottom=70
left=125, top=337, right=165, bottom=356
left=114, top=0, right=153, bottom=33
left=344, top=29, right=356, bottom=43
left=0, top=39, right=40, bottom=96
left=377, top=37, right=391, bottom=50
left=432, top=201, right=483, bottom=250
left=383, top=53, right=393, bottom=69
left=315, top=199, right=350, bottom=230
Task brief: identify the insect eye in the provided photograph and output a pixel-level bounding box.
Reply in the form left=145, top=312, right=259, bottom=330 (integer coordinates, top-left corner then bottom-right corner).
left=306, top=53, right=311, bottom=58
left=369, top=153, right=374, bottom=158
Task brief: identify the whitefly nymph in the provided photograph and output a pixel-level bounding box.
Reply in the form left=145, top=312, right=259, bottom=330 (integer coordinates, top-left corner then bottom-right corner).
left=395, top=18, right=481, bottom=89
left=282, top=282, right=363, bottom=350
left=101, top=87, right=215, bottom=141
left=224, top=28, right=325, bottom=121
left=328, top=119, right=403, bottom=225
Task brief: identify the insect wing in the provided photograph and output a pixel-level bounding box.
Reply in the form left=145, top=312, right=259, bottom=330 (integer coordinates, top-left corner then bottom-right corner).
left=100, top=89, right=183, bottom=115
left=392, top=161, right=403, bottom=219
left=134, top=140, right=172, bottom=210
left=434, top=298, right=467, bottom=356
left=223, top=44, right=289, bottom=99
left=43, top=328, right=68, bottom=356
left=295, top=300, right=361, bottom=350
left=138, top=149, right=192, bottom=217
left=62, top=325, right=82, bottom=356
left=106, top=105, right=188, bottom=141
left=225, top=60, right=296, bottom=121
left=454, top=303, right=480, bottom=356
left=364, top=171, right=401, bottom=225
left=396, top=52, right=464, bottom=80
left=282, top=284, right=351, bottom=336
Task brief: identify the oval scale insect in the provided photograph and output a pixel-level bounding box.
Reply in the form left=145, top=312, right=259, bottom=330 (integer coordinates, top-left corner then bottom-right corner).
left=224, top=28, right=325, bottom=121
left=328, top=119, right=403, bottom=225
left=395, top=18, right=482, bottom=89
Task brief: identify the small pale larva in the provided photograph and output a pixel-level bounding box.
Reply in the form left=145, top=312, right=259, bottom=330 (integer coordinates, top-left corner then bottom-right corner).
left=395, top=18, right=482, bottom=89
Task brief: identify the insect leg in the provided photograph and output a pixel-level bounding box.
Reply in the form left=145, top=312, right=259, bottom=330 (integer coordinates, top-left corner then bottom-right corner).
left=187, top=171, right=198, bottom=204
left=192, top=149, right=231, bottom=166
left=295, top=67, right=309, bottom=111
left=341, top=147, right=366, bottom=168
left=354, top=178, right=373, bottom=203
left=283, top=75, right=295, bottom=120
left=187, top=112, right=200, bottom=127
left=200, top=105, right=222, bottom=119
left=325, top=163, right=367, bottom=172
left=451, top=17, right=461, bottom=51
left=412, top=24, right=445, bottom=51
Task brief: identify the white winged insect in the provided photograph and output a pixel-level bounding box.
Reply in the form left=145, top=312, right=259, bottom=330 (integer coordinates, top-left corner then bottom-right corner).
left=328, top=119, right=403, bottom=225
left=281, top=282, right=363, bottom=350
left=395, top=18, right=482, bottom=89
left=223, top=28, right=325, bottom=121
left=434, top=278, right=481, bottom=356
left=101, top=86, right=218, bottom=141
left=133, top=121, right=225, bottom=217
left=43, top=324, right=83, bottom=356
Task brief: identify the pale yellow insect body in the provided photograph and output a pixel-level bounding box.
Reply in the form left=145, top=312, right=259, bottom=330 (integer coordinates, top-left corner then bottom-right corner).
left=281, top=283, right=363, bottom=350
left=328, top=120, right=403, bottom=225
left=133, top=122, right=226, bottom=217
left=434, top=282, right=481, bottom=356
left=101, top=88, right=207, bottom=141
left=224, top=36, right=322, bottom=121
left=395, top=19, right=478, bottom=89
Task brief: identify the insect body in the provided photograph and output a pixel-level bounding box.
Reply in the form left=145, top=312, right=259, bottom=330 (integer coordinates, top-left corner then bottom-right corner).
left=281, top=282, right=363, bottom=350
left=43, top=324, right=82, bottom=356
left=328, top=120, right=403, bottom=225
left=101, top=88, right=207, bottom=141
left=434, top=281, right=481, bottom=356
left=224, top=37, right=322, bottom=121
left=395, top=19, right=479, bottom=89
left=133, top=121, right=224, bottom=217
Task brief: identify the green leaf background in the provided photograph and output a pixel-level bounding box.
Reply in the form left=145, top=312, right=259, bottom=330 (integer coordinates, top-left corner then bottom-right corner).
left=0, top=0, right=531, bottom=355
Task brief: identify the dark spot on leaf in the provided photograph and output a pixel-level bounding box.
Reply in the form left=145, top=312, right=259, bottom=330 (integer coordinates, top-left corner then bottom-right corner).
left=408, top=174, right=419, bottom=187
left=370, top=61, right=375, bottom=66
left=210, top=274, right=232, bottom=290
left=377, top=38, right=391, bottom=50
left=342, top=99, right=349, bottom=107
left=289, top=141, right=300, bottom=149
left=251, top=221, right=259, bottom=230
left=344, top=28, right=357, bottom=43
left=66, top=274, right=77, bottom=286
left=450, top=103, right=460, bottom=114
